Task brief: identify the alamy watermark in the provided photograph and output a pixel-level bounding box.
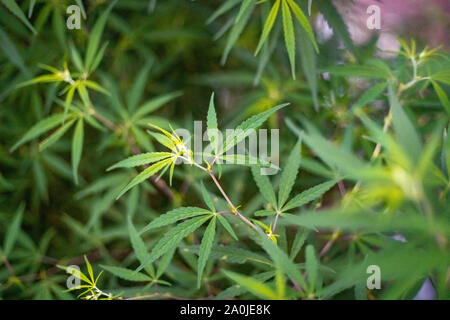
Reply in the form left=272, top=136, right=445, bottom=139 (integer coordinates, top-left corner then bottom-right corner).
left=366, top=5, right=381, bottom=30
left=366, top=265, right=381, bottom=289
left=66, top=5, right=86, bottom=30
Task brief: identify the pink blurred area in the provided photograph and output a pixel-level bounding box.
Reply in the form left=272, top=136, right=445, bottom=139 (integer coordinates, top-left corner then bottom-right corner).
left=331, top=0, right=450, bottom=51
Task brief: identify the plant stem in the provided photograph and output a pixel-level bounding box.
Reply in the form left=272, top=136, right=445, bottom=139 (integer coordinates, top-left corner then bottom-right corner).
left=179, top=156, right=258, bottom=231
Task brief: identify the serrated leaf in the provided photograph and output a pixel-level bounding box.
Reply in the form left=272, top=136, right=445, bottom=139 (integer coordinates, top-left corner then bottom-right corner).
left=85, top=0, right=117, bottom=71
left=107, top=152, right=172, bottom=171
left=315, top=0, right=357, bottom=56
left=222, top=103, right=288, bottom=154
left=184, top=245, right=272, bottom=266
left=223, top=270, right=280, bottom=300
left=287, top=0, right=318, bottom=52
left=2, top=0, right=37, bottom=34
left=116, top=158, right=171, bottom=199
left=200, top=182, right=215, bottom=212
left=133, top=91, right=182, bottom=120
left=278, top=139, right=301, bottom=208
left=351, top=82, right=387, bottom=112
left=101, top=265, right=151, bottom=282
left=289, top=228, right=308, bottom=259
left=251, top=166, right=277, bottom=208
left=39, top=119, right=76, bottom=152
left=326, top=65, right=391, bottom=79
left=255, top=0, right=280, bottom=55
left=221, top=0, right=255, bottom=64
left=0, top=27, right=30, bottom=76
left=155, top=247, right=176, bottom=279
left=127, top=216, right=155, bottom=277
left=83, top=255, right=95, bottom=283
left=127, top=63, right=151, bottom=113
left=235, top=0, right=254, bottom=25
left=206, top=92, right=219, bottom=155
left=215, top=271, right=275, bottom=300
left=431, top=81, right=450, bottom=116
left=136, top=215, right=211, bottom=272
left=305, top=244, right=319, bottom=292
left=388, top=83, right=422, bottom=162
left=297, top=18, right=319, bottom=111
left=207, top=0, right=241, bottom=25
left=10, top=114, right=67, bottom=152
left=141, top=207, right=210, bottom=234
left=217, top=215, right=238, bottom=240
left=281, top=0, right=296, bottom=79
left=3, top=204, right=24, bottom=257
left=197, top=217, right=216, bottom=288
left=71, top=118, right=84, bottom=185
left=256, top=229, right=308, bottom=291
left=282, top=180, right=336, bottom=211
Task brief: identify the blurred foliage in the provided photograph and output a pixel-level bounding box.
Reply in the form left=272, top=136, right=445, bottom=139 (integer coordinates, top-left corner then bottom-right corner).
left=0, top=0, right=449, bottom=300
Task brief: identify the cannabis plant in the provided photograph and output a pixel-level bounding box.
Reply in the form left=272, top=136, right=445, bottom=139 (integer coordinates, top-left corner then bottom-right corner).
left=0, top=0, right=448, bottom=300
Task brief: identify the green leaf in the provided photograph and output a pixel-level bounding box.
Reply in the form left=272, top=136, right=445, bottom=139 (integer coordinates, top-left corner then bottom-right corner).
left=101, top=265, right=151, bottom=282
left=3, top=204, right=24, bottom=257
left=206, top=0, right=241, bottom=25
left=85, top=0, right=117, bottom=71
left=141, top=207, right=210, bottom=234
left=278, top=139, right=301, bottom=208
left=326, top=65, right=391, bottom=79
left=217, top=215, right=238, bottom=240
left=10, top=114, right=67, bottom=152
left=282, top=208, right=449, bottom=237
left=71, top=118, right=84, bottom=185
left=388, top=83, right=422, bottom=162
left=221, top=0, right=255, bottom=64
left=136, top=215, right=211, bottom=272
left=197, top=217, right=216, bottom=288
left=256, top=229, right=308, bottom=292
left=127, top=63, right=152, bottom=113
left=431, top=81, right=450, bottom=115
left=297, top=19, right=319, bottom=111
left=251, top=166, right=277, bottom=209
left=315, top=0, right=356, bottom=56
left=305, top=244, right=319, bottom=292
left=255, top=0, right=280, bottom=55
left=39, top=119, right=76, bottom=152
left=215, top=271, right=275, bottom=300
left=206, top=92, right=219, bottom=155
left=287, top=0, right=318, bottom=52
left=289, top=228, right=308, bottom=259
left=128, top=216, right=155, bottom=277
left=185, top=245, right=272, bottom=266
left=223, top=270, right=280, bottom=300
left=222, top=103, right=288, bottom=154
left=0, top=27, right=30, bottom=76
left=281, top=0, right=296, bottom=79
left=84, top=255, right=95, bottom=283
left=282, top=180, right=336, bottom=211
left=2, top=0, right=37, bottom=34
left=70, top=43, right=84, bottom=73
left=133, top=91, right=182, bottom=120
left=432, top=71, right=450, bottom=86
left=235, top=0, right=254, bottom=25
left=200, top=182, right=215, bottom=212
left=156, top=247, right=176, bottom=279
left=351, top=82, right=387, bottom=112
left=116, top=158, right=171, bottom=199
left=107, top=152, right=172, bottom=171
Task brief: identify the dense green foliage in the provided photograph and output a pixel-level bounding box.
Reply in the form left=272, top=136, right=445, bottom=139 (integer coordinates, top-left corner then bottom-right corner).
left=0, top=0, right=449, bottom=300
